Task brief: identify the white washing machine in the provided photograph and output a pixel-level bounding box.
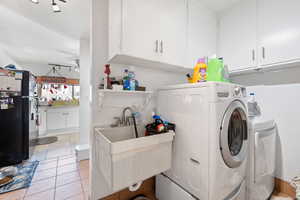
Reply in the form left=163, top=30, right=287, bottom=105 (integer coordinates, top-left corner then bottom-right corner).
left=156, top=82, right=249, bottom=200
left=247, top=117, right=277, bottom=200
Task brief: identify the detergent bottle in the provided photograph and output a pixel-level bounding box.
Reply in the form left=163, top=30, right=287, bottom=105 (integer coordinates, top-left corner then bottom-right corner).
left=207, top=58, right=228, bottom=82
left=192, top=58, right=207, bottom=83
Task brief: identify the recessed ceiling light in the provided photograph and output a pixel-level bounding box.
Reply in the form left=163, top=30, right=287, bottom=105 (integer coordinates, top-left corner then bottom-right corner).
left=30, top=0, right=39, bottom=4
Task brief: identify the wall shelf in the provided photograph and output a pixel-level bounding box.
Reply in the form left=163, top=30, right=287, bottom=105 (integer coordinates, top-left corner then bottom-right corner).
left=98, top=89, right=154, bottom=110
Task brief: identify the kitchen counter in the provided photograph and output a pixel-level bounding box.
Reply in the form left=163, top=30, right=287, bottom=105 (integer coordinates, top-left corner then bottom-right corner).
left=39, top=104, right=79, bottom=109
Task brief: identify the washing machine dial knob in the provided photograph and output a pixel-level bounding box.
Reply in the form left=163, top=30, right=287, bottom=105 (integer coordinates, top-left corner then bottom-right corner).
left=234, top=87, right=241, bottom=96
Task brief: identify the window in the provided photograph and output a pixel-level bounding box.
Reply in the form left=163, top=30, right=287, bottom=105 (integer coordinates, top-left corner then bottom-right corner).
left=40, top=83, right=80, bottom=103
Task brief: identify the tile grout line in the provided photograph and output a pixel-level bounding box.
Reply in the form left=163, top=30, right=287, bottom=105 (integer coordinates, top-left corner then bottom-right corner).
left=78, top=160, right=87, bottom=200
left=1, top=134, right=79, bottom=200
left=53, top=156, right=59, bottom=200
left=23, top=159, right=58, bottom=199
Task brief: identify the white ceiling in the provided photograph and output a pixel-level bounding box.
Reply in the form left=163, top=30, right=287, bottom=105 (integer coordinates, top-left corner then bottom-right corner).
left=200, top=0, right=241, bottom=12
left=0, top=0, right=90, bottom=40
left=0, top=0, right=237, bottom=67
left=0, top=0, right=90, bottom=67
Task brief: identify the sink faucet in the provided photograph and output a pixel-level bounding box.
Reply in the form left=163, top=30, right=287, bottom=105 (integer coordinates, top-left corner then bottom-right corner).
left=122, top=106, right=139, bottom=138
left=111, top=107, right=139, bottom=138
left=111, top=107, right=135, bottom=127
left=122, top=107, right=135, bottom=126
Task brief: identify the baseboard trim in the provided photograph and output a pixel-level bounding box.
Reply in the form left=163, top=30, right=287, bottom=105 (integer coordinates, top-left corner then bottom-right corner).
left=275, top=178, right=296, bottom=199
left=44, top=127, right=80, bottom=136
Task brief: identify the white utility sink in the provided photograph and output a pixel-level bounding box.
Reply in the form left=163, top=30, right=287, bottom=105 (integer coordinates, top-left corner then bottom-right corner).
left=92, top=126, right=175, bottom=193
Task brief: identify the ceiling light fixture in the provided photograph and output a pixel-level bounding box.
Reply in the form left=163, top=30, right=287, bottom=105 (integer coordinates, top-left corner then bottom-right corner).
left=30, top=0, right=39, bottom=4
left=52, top=0, right=61, bottom=12
left=30, top=0, right=67, bottom=13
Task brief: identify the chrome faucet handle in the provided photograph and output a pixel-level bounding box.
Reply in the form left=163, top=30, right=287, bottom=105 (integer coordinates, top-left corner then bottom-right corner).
left=111, top=117, right=122, bottom=127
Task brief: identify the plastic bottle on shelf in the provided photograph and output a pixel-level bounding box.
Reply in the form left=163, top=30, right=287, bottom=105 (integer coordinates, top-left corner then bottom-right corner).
left=123, top=69, right=130, bottom=90
left=128, top=71, right=136, bottom=91
left=104, top=64, right=111, bottom=89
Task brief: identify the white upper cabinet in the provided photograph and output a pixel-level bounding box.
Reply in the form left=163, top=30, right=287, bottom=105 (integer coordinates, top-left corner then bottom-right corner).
left=109, top=0, right=189, bottom=71
left=121, top=0, right=161, bottom=62
left=159, top=0, right=187, bottom=67
left=218, top=0, right=257, bottom=72
left=257, top=0, right=300, bottom=66
left=108, top=0, right=218, bottom=71
left=219, top=0, right=300, bottom=72
left=186, top=0, right=217, bottom=68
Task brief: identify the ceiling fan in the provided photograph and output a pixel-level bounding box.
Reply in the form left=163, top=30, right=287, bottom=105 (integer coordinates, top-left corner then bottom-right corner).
left=29, top=0, right=67, bottom=13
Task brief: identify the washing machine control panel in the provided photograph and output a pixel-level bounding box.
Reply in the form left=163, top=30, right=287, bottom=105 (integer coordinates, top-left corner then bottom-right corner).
left=233, top=86, right=247, bottom=97
left=234, top=87, right=241, bottom=96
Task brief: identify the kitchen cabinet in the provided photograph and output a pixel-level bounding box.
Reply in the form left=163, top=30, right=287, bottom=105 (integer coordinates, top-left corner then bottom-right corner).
left=257, top=0, right=300, bottom=66
left=186, top=0, right=217, bottom=68
left=66, top=108, right=79, bottom=128
left=218, top=0, right=257, bottom=72
left=38, top=108, right=48, bottom=136
left=47, top=110, right=66, bottom=131
left=109, top=0, right=189, bottom=71
left=42, top=106, right=79, bottom=133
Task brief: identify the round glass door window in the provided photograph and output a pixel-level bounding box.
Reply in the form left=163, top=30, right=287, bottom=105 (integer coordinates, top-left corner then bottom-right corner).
left=220, top=101, right=248, bottom=168
left=228, top=109, right=246, bottom=156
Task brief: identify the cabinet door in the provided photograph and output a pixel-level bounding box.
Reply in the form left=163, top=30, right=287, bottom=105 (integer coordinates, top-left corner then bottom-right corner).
left=122, top=0, right=161, bottom=62
left=47, top=111, right=66, bottom=130
left=66, top=109, right=79, bottom=128
left=186, top=0, right=217, bottom=69
left=39, top=109, right=47, bottom=134
left=218, top=0, right=257, bottom=71
left=159, top=0, right=187, bottom=67
left=258, top=0, right=300, bottom=66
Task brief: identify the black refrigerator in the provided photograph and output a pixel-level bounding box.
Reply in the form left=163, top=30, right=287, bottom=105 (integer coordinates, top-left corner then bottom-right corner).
left=0, top=70, right=39, bottom=167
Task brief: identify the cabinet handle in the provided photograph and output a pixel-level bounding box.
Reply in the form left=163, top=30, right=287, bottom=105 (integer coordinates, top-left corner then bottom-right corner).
left=252, top=49, right=255, bottom=61
left=155, top=40, right=159, bottom=53
left=262, top=47, right=266, bottom=59
left=160, top=40, right=163, bottom=53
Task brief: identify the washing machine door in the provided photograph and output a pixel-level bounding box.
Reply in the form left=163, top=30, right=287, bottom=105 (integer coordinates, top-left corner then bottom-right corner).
left=220, top=100, right=248, bottom=168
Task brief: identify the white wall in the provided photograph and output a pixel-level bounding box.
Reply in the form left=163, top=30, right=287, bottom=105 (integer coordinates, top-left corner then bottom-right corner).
left=90, top=0, right=109, bottom=199
left=79, top=38, right=91, bottom=145
left=21, top=63, right=79, bottom=79
left=93, top=64, right=186, bottom=127
left=231, top=66, right=300, bottom=182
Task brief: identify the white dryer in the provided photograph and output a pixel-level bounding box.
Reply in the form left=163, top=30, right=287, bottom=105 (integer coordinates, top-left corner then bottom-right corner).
left=247, top=118, right=277, bottom=200
left=156, top=82, right=249, bottom=200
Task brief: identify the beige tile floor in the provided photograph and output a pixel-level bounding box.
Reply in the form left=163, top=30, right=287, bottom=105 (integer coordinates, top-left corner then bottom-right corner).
left=0, top=133, right=89, bottom=200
